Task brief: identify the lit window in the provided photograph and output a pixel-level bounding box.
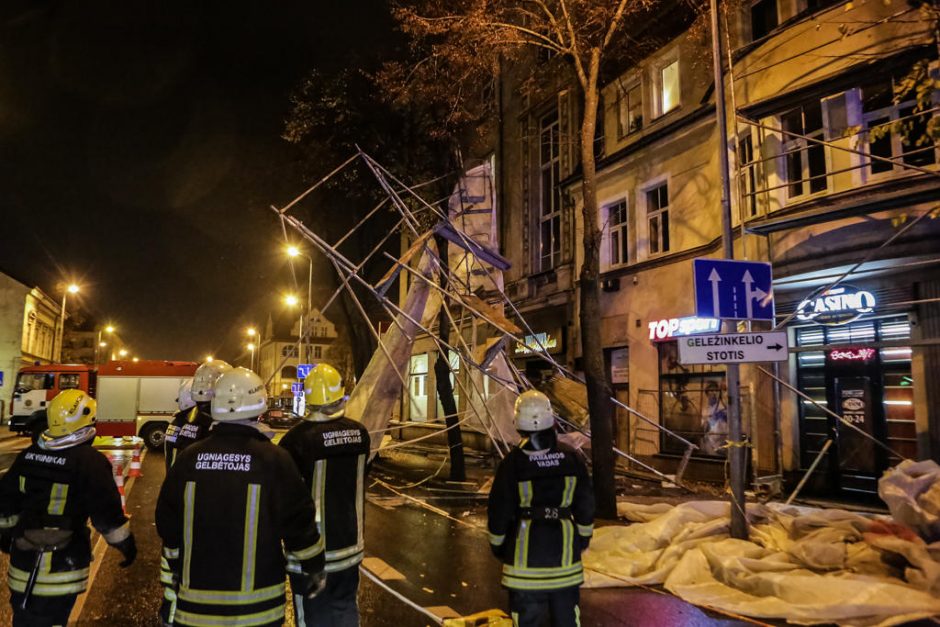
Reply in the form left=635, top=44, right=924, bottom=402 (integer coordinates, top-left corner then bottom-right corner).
left=538, top=110, right=562, bottom=271
left=409, top=354, right=429, bottom=422
left=781, top=101, right=827, bottom=198
left=617, top=82, right=643, bottom=137
left=646, top=184, right=670, bottom=255
left=659, top=60, right=679, bottom=116
left=606, top=200, right=629, bottom=266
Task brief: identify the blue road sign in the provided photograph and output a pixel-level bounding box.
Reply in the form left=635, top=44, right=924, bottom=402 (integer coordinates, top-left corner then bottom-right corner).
left=296, top=364, right=313, bottom=379
left=693, top=258, right=775, bottom=321
left=291, top=382, right=304, bottom=395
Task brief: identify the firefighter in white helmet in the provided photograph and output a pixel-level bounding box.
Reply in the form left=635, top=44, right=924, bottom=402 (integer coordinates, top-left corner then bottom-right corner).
left=0, top=389, right=136, bottom=625
left=156, top=368, right=324, bottom=627
left=164, top=361, right=231, bottom=469
left=279, top=363, right=370, bottom=627
left=487, top=390, right=594, bottom=627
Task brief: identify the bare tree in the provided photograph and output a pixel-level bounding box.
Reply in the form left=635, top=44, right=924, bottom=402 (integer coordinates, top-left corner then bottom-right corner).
left=381, top=0, right=701, bottom=517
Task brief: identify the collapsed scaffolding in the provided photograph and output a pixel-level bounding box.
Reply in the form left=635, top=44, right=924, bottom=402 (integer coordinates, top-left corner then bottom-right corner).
left=267, top=149, right=699, bottom=487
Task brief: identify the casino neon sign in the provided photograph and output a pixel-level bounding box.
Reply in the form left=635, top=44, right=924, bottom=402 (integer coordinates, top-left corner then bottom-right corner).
left=796, top=285, right=876, bottom=325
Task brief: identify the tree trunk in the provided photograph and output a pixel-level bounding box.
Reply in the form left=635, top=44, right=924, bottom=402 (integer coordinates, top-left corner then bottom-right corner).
left=433, top=234, right=466, bottom=481
left=578, top=52, right=617, bottom=519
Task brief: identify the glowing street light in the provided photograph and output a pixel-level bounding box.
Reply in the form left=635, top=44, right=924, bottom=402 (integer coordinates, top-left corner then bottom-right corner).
left=96, top=323, right=116, bottom=364
left=206, top=355, right=214, bottom=363
left=55, top=283, right=81, bottom=362
left=119, top=349, right=129, bottom=358
left=132, top=357, right=139, bottom=363
left=284, top=294, right=299, bottom=307
left=99, top=341, right=107, bottom=348
left=105, top=325, right=115, bottom=334
left=67, top=284, right=80, bottom=294
left=286, top=245, right=301, bottom=258
left=246, top=327, right=257, bottom=337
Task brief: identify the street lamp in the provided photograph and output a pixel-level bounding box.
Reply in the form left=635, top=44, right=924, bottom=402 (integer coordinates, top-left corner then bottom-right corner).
left=132, top=357, right=139, bottom=363
left=55, top=283, right=80, bottom=362
left=96, top=323, right=115, bottom=364
left=119, top=349, right=128, bottom=358
left=247, top=343, right=256, bottom=371
left=285, top=245, right=313, bottom=362
left=206, top=355, right=214, bottom=363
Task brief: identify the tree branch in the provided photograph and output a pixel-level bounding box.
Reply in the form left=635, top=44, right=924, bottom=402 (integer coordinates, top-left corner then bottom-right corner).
left=489, top=20, right=568, bottom=54
left=602, top=0, right=631, bottom=50
left=556, top=0, right=587, bottom=84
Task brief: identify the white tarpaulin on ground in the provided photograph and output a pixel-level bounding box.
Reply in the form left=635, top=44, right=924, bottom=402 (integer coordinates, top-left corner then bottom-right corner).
left=582, top=497, right=940, bottom=626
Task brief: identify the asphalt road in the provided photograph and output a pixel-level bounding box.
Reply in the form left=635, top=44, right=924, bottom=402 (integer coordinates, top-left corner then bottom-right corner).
left=0, top=431, right=31, bottom=475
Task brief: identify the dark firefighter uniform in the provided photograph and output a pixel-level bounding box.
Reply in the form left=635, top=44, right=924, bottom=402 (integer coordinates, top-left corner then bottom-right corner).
left=279, top=414, right=370, bottom=627
left=487, top=443, right=594, bottom=627
left=0, top=440, right=133, bottom=625
left=164, top=404, right=213, bottom=470
left=155, top=423, right=325, bottom=627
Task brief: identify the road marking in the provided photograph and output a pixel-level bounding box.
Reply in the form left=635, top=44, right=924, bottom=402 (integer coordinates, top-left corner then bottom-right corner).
left=361, top=556, right=406, bottom=580
left=68, top=448, right=145, bottom=625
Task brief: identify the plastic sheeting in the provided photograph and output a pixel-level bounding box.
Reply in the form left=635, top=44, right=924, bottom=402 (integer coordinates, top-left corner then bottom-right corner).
left=582, top=500, right=940, bottom=626
left=879, top=459, right=940, bottom=543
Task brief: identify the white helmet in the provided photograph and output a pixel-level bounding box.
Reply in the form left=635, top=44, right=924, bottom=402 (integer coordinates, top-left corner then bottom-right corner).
left=192, top=360, right=232, bottom=402
left=211, top=368, right=267, bottom=422
left=177, top=379, right=196, bottom=411
left=514, top=390, right=555, bottom=432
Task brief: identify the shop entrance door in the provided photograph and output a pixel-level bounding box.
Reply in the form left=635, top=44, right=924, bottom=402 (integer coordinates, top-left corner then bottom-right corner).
left=825, top=345, right=887, bottom=495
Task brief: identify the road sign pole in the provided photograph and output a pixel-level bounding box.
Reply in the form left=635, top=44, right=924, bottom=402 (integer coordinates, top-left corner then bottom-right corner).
left=710, top=0, right=748, bottom=540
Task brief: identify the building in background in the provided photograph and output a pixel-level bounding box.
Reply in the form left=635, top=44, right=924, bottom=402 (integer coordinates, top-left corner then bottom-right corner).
left=62, top=323, right=128, bottom=365
left=0, top=270, right=63, bottom=420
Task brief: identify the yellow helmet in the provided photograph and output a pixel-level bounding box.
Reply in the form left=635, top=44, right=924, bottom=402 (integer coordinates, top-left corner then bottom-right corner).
left=303, top=363, right=345, bottom=411
left=46, top=389, right=97, bottom=437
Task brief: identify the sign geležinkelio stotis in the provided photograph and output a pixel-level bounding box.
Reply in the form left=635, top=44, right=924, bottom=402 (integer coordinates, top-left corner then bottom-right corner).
left=678, top=331, right=788, bottom=365
left=693, top=258, right=775, bottom=321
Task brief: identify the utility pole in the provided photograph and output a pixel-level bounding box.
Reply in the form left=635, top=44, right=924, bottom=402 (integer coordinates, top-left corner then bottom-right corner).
left=710, top=0, right=749, bottom=540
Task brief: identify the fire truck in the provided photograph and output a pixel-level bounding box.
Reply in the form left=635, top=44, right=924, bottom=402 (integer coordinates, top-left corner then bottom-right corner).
left=9, top=360, right=198, bottom=450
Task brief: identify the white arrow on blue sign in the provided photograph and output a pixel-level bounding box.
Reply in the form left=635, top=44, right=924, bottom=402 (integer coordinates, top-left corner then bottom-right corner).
left=693, top=258, right=775, bottom=321
left=296, top=364, right=313, bottom=379
left=291, top=382, right=304, bottom=395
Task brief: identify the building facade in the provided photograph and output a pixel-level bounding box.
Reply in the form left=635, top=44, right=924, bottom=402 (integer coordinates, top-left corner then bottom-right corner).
left=496, top=0, right=939, bottom=497
left=0, top=271, right=64, bottom=420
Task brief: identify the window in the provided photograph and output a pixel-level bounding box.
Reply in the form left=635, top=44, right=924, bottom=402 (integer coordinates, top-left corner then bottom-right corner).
left=646, top=184, right=670, bottom=254
left=539, top=110, right=562, bottom=271
left=617, top=81, right=643, bottom=137
left=281, top=366, right=297, bottom=379
left=656, top=60, right=680, bottom=117
left=863, top=80, right=936, bottom=175
left=59, top=374, right=81, bottom=390
left=313, top=345, right=322, bottom=360
left=408, top=354, right=429, bottom=422
left=15, top=373, right=54, bottom=392
left=606, top=200, right=629, bottom=266
left=750, top=0, right=778, bottom=41
left=739, top=134, right=759, bottom=217
left=781, top=101, right=827, bottom=198
left=281, top=345, right=298, bottom=357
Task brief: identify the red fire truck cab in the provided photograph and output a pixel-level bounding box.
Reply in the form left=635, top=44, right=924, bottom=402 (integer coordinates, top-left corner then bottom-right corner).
left=10, top=360, right=198, bottom=449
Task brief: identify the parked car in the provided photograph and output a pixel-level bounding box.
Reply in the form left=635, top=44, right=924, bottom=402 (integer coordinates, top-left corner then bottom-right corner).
left=260, top=407, right=301, bottom=429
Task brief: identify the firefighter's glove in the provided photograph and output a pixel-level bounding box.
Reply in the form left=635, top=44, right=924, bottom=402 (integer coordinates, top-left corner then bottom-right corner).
left=114, top=534, right=137, bottom=568
left=300, top=570, right=327, bottom=599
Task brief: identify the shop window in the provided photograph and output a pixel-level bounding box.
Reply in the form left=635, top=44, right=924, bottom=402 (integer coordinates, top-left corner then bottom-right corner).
left=606, top=199, right=629, bottom=267
left=59, top=374, right=81, bottom=390
left=539, top=110, right=562, bottom=271
left=750, top=0, right=779, bottom=41
left=781, top=101, right=828, bottom=198
left=739, top=133, right=759, bottom=217
left=616, top=81, right=643, bottom=137
left=409, top=353, right=429, bottom=422
left=655, top=59, right=680, bottom=117
left=658, top=341, right=728, bottom=457
left=862, top=80, right=936, bottom=176
left=435, top=351, right=461, bottom=420
left=646, top=183, right=670, bottom=255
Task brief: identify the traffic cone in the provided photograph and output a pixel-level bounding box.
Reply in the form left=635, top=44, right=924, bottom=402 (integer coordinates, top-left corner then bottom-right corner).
left=113, top=462, right=127, bottom=515
left=129, top=448, right=143, bottom=478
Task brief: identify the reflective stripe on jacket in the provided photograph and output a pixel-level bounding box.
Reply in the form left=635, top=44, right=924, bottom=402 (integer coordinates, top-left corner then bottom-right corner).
left=155, top=423, right=323, bottom=626
left=487, top=444, right=595, bottom=591
left=279, top=415, right=370, bottom=573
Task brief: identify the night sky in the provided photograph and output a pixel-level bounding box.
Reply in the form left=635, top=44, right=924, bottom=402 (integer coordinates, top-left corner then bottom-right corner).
left=0, top=1, right=387, bottom=362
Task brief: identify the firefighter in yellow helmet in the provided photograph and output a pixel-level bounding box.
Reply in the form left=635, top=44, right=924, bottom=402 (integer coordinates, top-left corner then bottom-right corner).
left=156, top=368, right=324, bottom=627
left=279, top=363, right=370, bottom=627
left=487, top=390, right=594, bottom=627
left=0, top=389, right=136, bottom=625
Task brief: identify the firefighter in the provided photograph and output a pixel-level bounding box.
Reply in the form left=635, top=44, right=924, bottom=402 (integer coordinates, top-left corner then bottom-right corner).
left=279, top=363, right=370, bottom=627
left=0, top=389, right=137, bottom=626
left=164, top=360, right=231, bottom=469
left=155, top=367, right=325, bottom=627
left=487, top=390, right=595, bottom=627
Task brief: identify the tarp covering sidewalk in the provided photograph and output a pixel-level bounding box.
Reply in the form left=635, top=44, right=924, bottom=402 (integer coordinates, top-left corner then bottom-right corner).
left=582, top=462, right=940, bottom=626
